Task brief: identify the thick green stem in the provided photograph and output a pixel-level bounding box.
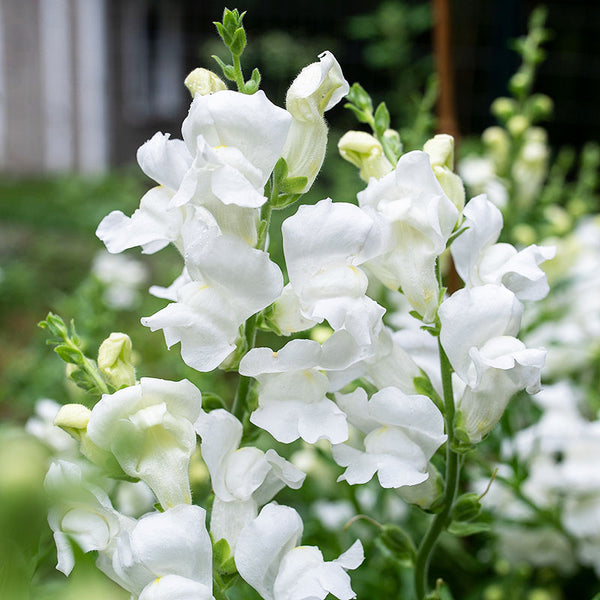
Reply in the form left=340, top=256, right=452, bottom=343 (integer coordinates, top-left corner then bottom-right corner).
left=232, top=55, right=245, bottom=92
left=213, top=577, right=229, bottom=600
left=413, top=340, right=460, bottom=599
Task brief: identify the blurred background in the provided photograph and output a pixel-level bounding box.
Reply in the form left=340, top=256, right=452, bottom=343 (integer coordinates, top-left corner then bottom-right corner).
left=1, top=1, right=599, bottom=598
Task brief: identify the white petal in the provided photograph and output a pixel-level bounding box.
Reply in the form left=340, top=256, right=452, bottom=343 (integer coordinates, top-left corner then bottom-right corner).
left=235, top=504, right=304, bottom=600
left=438, top=285, right=523, bottom=381
left=137, top=132, right=192, bottom=191
left=139, top=575, right=214, bottom=600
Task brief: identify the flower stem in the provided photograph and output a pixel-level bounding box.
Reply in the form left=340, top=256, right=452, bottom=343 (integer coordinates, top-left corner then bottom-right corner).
left=413, top=340, right=460, bottom=599
left=231, top=177, right=277, bottom=421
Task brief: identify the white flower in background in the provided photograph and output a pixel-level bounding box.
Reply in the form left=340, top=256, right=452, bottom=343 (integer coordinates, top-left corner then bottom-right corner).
left=25, top=399, right=77, bottom=455
left=45, top=459, right=130, bottom=576
left=142, top=232, right=283, bottom=372
left=175, top=89, right=292, bottom=209
left=283, top=51, right=349, bottom=192
left=282, top=198, right=387, bottom=350
left=451, top=194, right=555, bottom=301
left=458, top=155, right=508, bottom=209
left=115, top=480, right=156, bottom=518
left=91, top=251, right=149, bottom=310
left=195, top=408, right=305, bottom=550
left=439, top=285, right=545, bottom=442
left=96, top=504, right=214, bottom=600
left=86, top=377, right=202, bottom=509
left=235, top=503, right=363, bottom=600
left=338, top=131, right=393, bottom=182
left=332, top=387, right=446, bottom=488
left=239, top=334, right=360, bottom=444
left=512, top=126, right=549, bottom=210
left=358, top=151, right=459, bottom=322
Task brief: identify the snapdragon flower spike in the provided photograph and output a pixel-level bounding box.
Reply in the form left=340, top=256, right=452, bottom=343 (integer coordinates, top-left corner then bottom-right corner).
left=235, top=503, right=364, bottom=600
left=357, top=151, right=459, bottom=322
left=439, top=285, right=546, bottom=442
left=332, top=387, right=447, bottom=488
left=174, top=89, right=292, bottom=209
left=96, top=504, right=214, bottom=600
left=86, top=377, right=202, bottom=509
left=239, top=333, right=361, bottom=444
left=282, top=198, right=387, bottom=350
left=142, top=231, right=283, bottom=371
left=282, top=51, right=350, bottom=192
left=452, top=194, right=555, bottom=300
left=195, top=408, right=305, bottom=549
left=45, top=459, right=132, bottom=576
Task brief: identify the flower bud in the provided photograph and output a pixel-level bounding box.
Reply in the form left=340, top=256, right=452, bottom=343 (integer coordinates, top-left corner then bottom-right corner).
left=338, top=130, right=393, bottom=182
left=509, top=71, right=531, bottom=96
left=451, top=492, right=482, bottom=522
left=506, top=114, right=529, bottom=137
left=98, top=332, right=136, bottom=389
left=491, top=97, right=516, bottom=121
left=380, top=524, right=415, bottom=562
left=529, top=94, right=553, bottom=120
left=423, top=134, right=465, bottom=212
left=54, top=403, right=91, bottom=441
left=184, top=68, right=227, bottom=96
left=423, top=133, right=454, bottom=170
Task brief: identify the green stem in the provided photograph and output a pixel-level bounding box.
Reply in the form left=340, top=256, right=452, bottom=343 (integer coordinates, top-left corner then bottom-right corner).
left=232, top=54, right=245, bottom=92
left=231, top=178, right=277, bottom=420
left=413, top=340, right=460, bottom=599
left=213, top=577, right=229, bottom=600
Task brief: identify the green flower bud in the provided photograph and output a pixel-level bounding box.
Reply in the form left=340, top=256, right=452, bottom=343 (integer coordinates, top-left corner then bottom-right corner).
left=338, top=130, right=393, bottom=182
left=184, top=67, right=228, bottom=97
left=509, top=71, right=531, bottom=96
left=506, top=114, right=529, bottom=137
left=380, top=524, right=416, bottom=562
left=491, top=97, right=516, bottom=121
left=98, top=332, right=136, bottom=389
left=451, top=492, right=482, bottom=522
left=529, top=94, right=553, bottom=120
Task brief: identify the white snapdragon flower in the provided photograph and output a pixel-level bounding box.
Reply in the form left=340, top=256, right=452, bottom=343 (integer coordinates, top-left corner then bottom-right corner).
left=357, top=151, right=459, bottom=322
left=25, top=399, right=77, bottom=455
left=282, top=51, right=349, bottom=192
left=451, top=194, right=555, bottom=300
left=175, top=89, right=292, bottom=209
left=86, top=377, right=202, bottom=509
left=423, top=134, right=465, bottom=211
left=239, top=334, right=360, bottom=444
left=332, top=387, right=446, bottom=489
left=458, top=155, right=508, bottom=209
left=235, top=503, right=363, bottom=600
left=439, top=285, right=546, bottom=442
left=45, top=459, right=130, bottom=576
left=282, top=198, right=387, bottom=349
left=142, top=232, right=283, bottom=371
left=195, top=408, right=305, bottom=550
left=96, top=504, right=214, bottom=600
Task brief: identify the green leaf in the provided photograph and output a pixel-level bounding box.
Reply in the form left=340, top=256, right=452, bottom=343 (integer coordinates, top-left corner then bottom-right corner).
left=413, top=370, right=443, bottom=412
left=213, top=22, right=231, bottom=45
left=280, top=176, right=308, bottom=195
left=54, top=344, right=83, bottom=364
left=343, top=103, right=372, bottom=124
left=272, top=157, right=288, bottom=185
left=447, top=520, right=490, bottom=537
left=446, top=225, right=469, bottom=248
left=202, top=393, right=227, bottom=412
left=346, top=82, right=373, bottom=113
left=230, top=27, right=247, bottom=56
left=374, top=102, right=391, bottom=137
